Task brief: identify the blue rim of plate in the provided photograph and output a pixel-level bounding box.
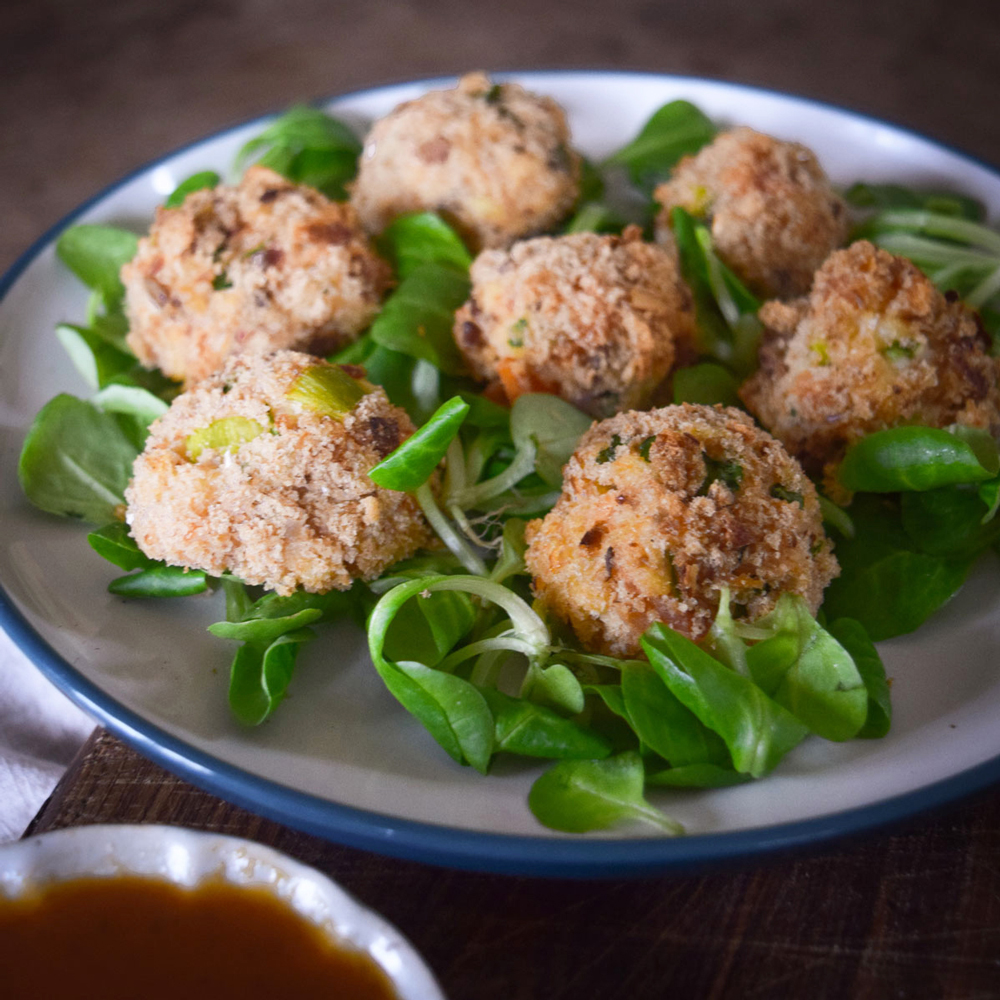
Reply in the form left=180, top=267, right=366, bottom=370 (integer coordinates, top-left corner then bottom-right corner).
left=3, top=71, right=1000, bottom=878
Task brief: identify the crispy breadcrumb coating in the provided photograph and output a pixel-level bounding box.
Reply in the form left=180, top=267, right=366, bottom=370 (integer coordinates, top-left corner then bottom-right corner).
left=122, top=166, right=392, bottom=384
left=453, top=227, right=694, bottom=418
left=351, top=72, right=580, bottom=252
left=125, top=351, right=428, bottom=595
left=654, top=127, right=848, bottom=299
left=740, top=241, right=1000, bottom=477
left=524, top=404, right=837, bottom=658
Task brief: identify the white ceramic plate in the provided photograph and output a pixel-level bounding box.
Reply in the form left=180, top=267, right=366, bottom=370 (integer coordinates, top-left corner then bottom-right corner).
left=2, top=73, right=999, bottom=876
left=0, top=824, right=444, bottom=998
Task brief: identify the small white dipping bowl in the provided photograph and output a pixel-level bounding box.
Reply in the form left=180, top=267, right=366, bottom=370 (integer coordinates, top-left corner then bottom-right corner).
left=0, top=824, right=446, bottom=1000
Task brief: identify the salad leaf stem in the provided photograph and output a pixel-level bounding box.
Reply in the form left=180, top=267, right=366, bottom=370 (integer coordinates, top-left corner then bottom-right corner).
left=865, top=209, right=1000, bottom=253
left=696, top=227, right=741, bottom=326
left=451, top=445, right=537, bottom=510
left=370, top=575, right=550, bottom=663
left=415, top=483, right=488, bottom=576
left=966, top=264, right=1000, bottom=308
left=436, top=635, right=541, bottom=673
left=874, top=234, right=997, bottom=270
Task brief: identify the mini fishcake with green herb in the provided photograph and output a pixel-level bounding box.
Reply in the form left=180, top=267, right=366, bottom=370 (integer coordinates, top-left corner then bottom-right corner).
left=125, top=350, right=428, bottom=595
left=453, top=227, right=694, bottom=418
left=350, top=72, right=580, bottom=252
left=122, top=166, right=392, bottom=385
left=740, top=240, right=1000, bottom=477
left=524, top=404, right=837, bottom=658
left=654, top=127, right=848, bottom=299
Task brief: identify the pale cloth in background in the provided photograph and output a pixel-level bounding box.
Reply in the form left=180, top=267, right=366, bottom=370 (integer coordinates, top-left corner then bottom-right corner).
left=0, top=628, right=93, bottom=842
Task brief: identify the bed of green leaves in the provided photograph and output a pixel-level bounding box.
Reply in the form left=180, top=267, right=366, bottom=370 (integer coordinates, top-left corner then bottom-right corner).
left=16, top=96, right=1000, bottom=836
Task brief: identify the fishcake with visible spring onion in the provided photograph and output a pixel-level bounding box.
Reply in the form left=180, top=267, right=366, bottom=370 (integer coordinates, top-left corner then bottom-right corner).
left=351, top=72, right=580, bottom=252
left=654, top=127, right=848, bottom=299
left=122, top=166, right=392, bottom=385
left=125, top=350, right=428, bottom=595
left=740, top=240, right=1000, bottom=480
left=524, top=404, right=838, bottom=658
left=453, top=227, right=694, bottom=418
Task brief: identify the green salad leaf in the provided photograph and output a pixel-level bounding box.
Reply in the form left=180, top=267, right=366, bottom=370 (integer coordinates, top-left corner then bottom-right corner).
left=900, top=484, right=1000, bottom=557
left=56, top=323, right=137, bottom=391
left=743, top=596, right=868, bottom=741
left=165, top=170, right=221, bottom=208
left=380, top=586, right=476, bottom=669
left=670, top=207, right=762, bottom=375
left=826, top=618, right=892, bottom=739
left=369, top=396, right=470, bottom=492
left=18, top=394, right=139, bottom=523
left=92, top=385, right=169, bottom=429
left=452, top=393, right=590, bottom=511
left=510, top=394, right=593, bottom=486
left=368, top=263, right=470, bottom=376
left=229, top=628, right=315, bottom=726
left=528, top=752, right=684, bottom=834
left=367, top=576, right=503, bottom=772
left=482, top=688, right=612, bottom=760
left=521, top=661, right=585, bottom=715
left=108, top=565, right=208, bottom=598
left=621, top=660, right=730, bottom=766
left=823, top=496, right=971, bottom=640
left=210, top=607, right=324, bottom=643
left=672, top=363, right=742, bottom=408
left=87, top=522, right=155, bottom=572
left=838, top=426, right=999, bottom=492
left=56, top=224, right=138, bottom=308
left=605, top=100, right=716, bottom=191
left=642, top=624, right=808, bottom=778
left=376, top=212, right=472, bottom=278
left=645, top=762, right=752, bottom=788
left=235, top=105, right=362, bottom=199
left=563, top=201, right=626, bottom=235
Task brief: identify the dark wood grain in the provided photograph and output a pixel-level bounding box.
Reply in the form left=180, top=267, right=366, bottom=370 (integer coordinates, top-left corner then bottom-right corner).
left=27, top=729, right=1000, bottom=1000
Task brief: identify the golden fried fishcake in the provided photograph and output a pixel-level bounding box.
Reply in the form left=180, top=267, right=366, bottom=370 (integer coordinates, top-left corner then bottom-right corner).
left=351, top=73, right=580, bottom=252
left=453, top=227, right=694, bottom=418
left=654, top=127, right=848, bottom=299
left=524, top=404, right=837, bottom=658
left=122, top=166, right=392, bottom=384
left=125, top=350, right=428, bottom=595
left=740, top=241, right=1000, bottom=477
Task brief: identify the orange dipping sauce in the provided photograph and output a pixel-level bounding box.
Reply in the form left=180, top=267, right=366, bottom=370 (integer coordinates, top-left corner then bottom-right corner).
left=0, top=875, right=400, bottom=1000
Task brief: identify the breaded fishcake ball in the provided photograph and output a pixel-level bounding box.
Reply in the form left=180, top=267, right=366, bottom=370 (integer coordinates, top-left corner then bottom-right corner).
left=453, top=227, right=694, bottom=418
left=122, top=166, right=392, bottom=384
left=125, top=350, right=428, bottom=595
left=351, top=72, right=580, bottom=252
left=654, top=127, right=848, bottom=299
left=524, top=404, right=837, bottom=658
left=740, top=241, right=1000, bottom=476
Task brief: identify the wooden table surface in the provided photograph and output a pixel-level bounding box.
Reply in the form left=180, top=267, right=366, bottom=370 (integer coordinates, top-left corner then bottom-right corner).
left=9, top=1, right=1000, bottom=996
